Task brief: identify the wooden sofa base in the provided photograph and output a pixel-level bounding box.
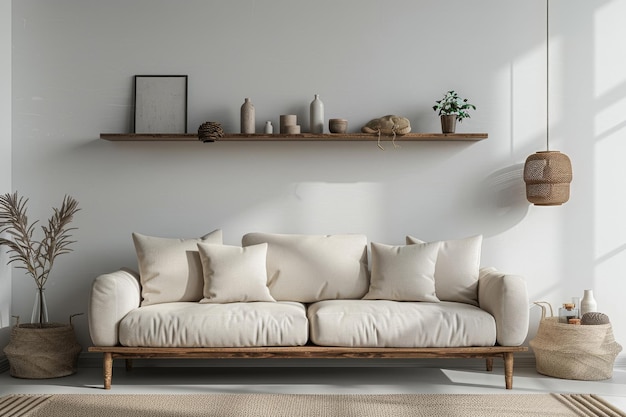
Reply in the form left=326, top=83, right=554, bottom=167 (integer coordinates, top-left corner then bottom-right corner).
left=88, top=345, right=528, bottom=390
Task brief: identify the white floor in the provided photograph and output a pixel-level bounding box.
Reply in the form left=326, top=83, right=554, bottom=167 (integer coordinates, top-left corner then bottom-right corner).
left=1, top=362, right=626, bottom=411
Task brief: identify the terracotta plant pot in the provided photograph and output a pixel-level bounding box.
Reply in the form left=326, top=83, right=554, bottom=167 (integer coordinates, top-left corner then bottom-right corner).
left=3, top=323, right=81, bottom=379
left=440, top=115, right=457, bottom=133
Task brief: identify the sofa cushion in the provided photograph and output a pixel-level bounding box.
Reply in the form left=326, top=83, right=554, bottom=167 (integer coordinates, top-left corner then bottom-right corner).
left=242, top=233, right=370, bottom=302
left=197, top=242, right=275, bottom=303
left=119, top=301, right=308, bottom=347
left=308, top=299, right=496, bottom=347
left=132, top=230, right=223, bottom=306
left=406, top=235, right=482, bottom=306
left=363, top=241, right=440, bottom=302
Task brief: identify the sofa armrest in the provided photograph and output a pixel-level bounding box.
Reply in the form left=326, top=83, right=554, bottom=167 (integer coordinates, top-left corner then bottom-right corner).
left=88, top=268, right=141, bottom=346
left=478, top=267, right=529, bottom=346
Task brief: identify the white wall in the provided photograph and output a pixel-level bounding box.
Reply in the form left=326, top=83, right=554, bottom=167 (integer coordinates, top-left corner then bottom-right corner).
left=9, top=0, right=626, bottom=361
left=1, top=0, right=12, bottom=356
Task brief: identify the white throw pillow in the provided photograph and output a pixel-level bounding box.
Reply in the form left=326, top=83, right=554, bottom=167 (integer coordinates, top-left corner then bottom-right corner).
left=132, top=230, right=222, bottom=306
left=198, top=243, right=275, bottom=303
left=363, top=241, right=440, bottom=302
left=242, top=233, right=370, bottom=302
left=406, top=235, right=482, bottom=306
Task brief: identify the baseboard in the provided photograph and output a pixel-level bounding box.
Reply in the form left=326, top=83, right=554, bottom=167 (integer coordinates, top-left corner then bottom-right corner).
left=79, top=351, right=540, bottom=370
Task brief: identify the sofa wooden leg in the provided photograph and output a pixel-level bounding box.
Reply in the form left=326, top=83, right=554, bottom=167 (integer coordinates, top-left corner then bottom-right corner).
left=103, top=352, right=113, bottom=390
left=126, top=359, right=133, bottom=371
left=504, top=352, right=514, bottom=390
left=486, top=358, right=493, bottom=372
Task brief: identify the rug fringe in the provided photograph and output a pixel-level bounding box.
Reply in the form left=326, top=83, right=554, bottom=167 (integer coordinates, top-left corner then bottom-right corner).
left=554, top=394, right=626, bottom=417
left=0, top=395, right=52, bottom=417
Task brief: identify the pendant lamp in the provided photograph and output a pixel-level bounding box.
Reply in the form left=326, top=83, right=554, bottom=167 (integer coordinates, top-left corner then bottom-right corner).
left=523, top=0, right=572, bottom=206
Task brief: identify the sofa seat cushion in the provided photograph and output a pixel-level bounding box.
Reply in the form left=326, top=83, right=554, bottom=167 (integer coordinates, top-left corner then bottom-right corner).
left=119, top=301, right=308, bottom=348
left=308, top=300, right=496, bottom=348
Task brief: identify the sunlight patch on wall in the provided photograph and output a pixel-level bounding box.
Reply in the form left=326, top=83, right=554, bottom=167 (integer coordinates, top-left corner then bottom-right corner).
left=220, top=182, right=386, bottom=239
left=594, top=135, right=626, bottom=258
left=290, top=182, right=385, bottom=235
left=594, top=0, right=626, bottom=97
left=593, top=0, right=626, bottom=261
left=594, top=97, right=626, bottom=139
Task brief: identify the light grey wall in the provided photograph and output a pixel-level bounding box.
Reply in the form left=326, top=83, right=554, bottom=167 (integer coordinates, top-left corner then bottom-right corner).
left=1, top=0, right=12, bottom=355
left=9, top=0, right=626, bottom=357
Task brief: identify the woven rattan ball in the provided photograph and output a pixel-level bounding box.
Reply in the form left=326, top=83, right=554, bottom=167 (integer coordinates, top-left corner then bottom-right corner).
left=581, top=312, right=610, bottom=325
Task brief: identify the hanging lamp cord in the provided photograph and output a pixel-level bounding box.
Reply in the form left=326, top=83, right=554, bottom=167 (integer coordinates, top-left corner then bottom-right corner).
left=546, top=0, right=550, bottom=151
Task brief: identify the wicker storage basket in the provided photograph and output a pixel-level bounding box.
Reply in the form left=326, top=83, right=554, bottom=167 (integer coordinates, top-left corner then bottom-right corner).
left=530, top=302, right=622, bottom=380
left=3, top=323, right=82, bottom=379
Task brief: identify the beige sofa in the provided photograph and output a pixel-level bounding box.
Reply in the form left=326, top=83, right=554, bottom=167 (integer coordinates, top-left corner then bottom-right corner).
left=88, top=231, right=529, bottom=389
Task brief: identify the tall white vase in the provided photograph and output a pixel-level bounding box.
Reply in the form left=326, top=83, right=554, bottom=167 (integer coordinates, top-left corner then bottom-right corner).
left=580, top=289, right=597, bottom=316
left=240, top=98, right=255, bottom=134
left=310, top=94, right=324, bottom=134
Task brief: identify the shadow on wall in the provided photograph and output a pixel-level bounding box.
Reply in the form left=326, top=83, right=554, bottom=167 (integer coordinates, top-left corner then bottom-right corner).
left=0, top=326, right=9, bottom=366
left=0, top=253, right=10, bottom=350
left=471, top=163, right=530, bottom=237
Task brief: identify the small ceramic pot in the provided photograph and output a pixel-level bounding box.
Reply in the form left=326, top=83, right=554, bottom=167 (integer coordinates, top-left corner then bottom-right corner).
left=329, top=118, right=348, bottom=134
left=280, top=115, right=298, bottom=133
left=283, top=125, right=301, bottom=134
left=440, top=115, right=457, bottom=133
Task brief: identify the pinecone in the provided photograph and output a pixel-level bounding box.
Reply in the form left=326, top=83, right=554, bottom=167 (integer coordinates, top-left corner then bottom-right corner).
left=198, top=122, right=224, bottom=143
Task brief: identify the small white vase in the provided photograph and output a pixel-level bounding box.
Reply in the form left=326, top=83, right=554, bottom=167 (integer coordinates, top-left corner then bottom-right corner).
left=580, top=289, right=597, bottom=317
left=264, top=121, right=273, bottom=134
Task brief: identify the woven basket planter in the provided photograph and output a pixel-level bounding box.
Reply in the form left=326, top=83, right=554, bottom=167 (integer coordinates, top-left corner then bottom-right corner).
left=3, top=323, right=82, bottom=379
left=530, top=305, right=622, bottom=381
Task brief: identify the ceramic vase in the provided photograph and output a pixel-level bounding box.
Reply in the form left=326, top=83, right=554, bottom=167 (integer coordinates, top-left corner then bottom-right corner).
left=241, top=98, right=255, bottom=134
left=31, top=288, right=48, bottom=324
left=580, top=289, right=598, bottom=317
left=310, top=94, right=324, bottom=134
left=264, top=121, right=273, bottom=134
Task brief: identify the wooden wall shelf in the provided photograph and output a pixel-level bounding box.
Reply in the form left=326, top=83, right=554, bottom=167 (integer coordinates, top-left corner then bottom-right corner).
left=100, top=133, right=488, bottom=142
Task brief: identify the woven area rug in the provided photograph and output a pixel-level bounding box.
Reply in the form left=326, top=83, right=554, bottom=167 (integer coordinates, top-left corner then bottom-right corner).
left=1, top=393, right=624, bottom=417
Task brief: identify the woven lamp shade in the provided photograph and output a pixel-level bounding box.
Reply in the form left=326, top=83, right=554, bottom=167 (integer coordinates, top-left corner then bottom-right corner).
left=523, top=151, right=572, bottom=205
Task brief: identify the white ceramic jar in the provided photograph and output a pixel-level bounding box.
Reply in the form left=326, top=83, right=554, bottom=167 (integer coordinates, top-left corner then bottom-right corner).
left=580, top=289, right=598, bottom=317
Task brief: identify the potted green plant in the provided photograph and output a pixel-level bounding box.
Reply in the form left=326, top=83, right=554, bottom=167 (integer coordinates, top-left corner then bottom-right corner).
left=0, top=191, right=82, bottom=378
left=432, top=90, right=476, bottom=133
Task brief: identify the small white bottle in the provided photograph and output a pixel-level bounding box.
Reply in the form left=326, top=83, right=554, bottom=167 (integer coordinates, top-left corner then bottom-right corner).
left=264, top=121, right=273, bottom=134
left=309, top=94, right=324, bottom=134
left=572, top=297, right=581, bottom=318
